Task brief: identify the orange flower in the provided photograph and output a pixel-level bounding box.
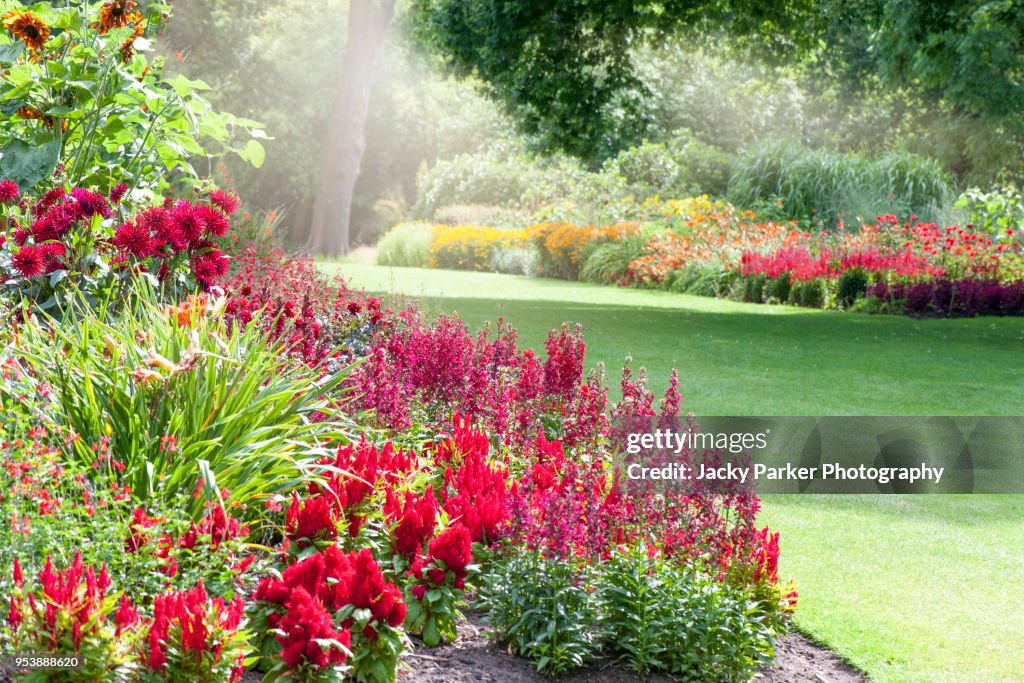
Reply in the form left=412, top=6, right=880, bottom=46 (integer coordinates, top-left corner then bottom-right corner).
left=93, top=0, right=139, bottom=34
left=16, top=106, right=68, bottom=133
left=164, top=293, right=209, bottom=327
left=3, top=10, right=50, bottom=51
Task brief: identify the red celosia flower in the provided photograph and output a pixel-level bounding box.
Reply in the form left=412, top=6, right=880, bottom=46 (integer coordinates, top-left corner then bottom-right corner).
left=11, top=244, right=46, bottom=278
left=114, top=595, right=139, bottom=636
left=8, top=595, right=21, bottom=629
left=426, top=523, right=472, bottom=583
left=285, top=494, right=338, bottom=547
left=0, top=179, right=19, bottom=203
left=278, top=587, right=349, bottom=668
left=391, top=487, right=437, bottom=557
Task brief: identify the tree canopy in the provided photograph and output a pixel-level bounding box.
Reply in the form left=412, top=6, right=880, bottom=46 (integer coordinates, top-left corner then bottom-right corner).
left=412, top=0, right=818, bottom=160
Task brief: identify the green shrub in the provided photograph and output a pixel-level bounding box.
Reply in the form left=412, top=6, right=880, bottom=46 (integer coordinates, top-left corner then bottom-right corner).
left=765, top=275, right=793, bottom=303
left=953, top=184, right=1024, bottom=239
left=580, top=234, right=647, bottom=284
left=597, top=546, right=779, bottom=681
left=788, top=279, right=825, bottom=308
left=9, top=291, right=353, bottom=526
left=479, top=549, right=601, bottom=676
left=665, top=263, right=736, bottom=297
left=377, top=222, right=435, bottom=267
left=413, top=144, right=547, bottom=217
left=733, top=274, right=767, bottom=303
left=837, top=268, right=870, bottom=307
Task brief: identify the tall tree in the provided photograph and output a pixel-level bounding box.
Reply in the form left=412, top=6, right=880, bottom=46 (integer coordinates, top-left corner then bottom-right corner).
left=307, top=0, right=396, bottom=255
left=411, top=0, right=818, bottom=161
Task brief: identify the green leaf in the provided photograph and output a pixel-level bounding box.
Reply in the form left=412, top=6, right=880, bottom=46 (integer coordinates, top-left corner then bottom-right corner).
left=165, top=74, right=212, bottom=96
left=0, top=41, right=25, bottom=63
left=0, top=138, right=60, bottom=192
left=238, top=139, right=265, bottom=168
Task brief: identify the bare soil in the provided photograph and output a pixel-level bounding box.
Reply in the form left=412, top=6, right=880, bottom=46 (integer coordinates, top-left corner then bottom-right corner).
left=394, top=611, right=868, bottom=683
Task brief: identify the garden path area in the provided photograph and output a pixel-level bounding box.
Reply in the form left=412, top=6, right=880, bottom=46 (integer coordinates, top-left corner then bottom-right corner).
left=325, top=260, right=1024, bottom=683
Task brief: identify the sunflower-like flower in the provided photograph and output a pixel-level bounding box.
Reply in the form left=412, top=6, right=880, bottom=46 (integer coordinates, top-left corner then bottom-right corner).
left=93, top=0, right=139, bottom=34
left=3, top=10, right=51, bottom=51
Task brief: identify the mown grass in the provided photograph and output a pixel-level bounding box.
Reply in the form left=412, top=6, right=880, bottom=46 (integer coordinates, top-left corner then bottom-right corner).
left=322, top=261, right=1024, bottom=682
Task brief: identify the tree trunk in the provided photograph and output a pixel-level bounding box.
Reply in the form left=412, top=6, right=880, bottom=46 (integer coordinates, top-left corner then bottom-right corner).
left=306, top=0, right=395, bottom=256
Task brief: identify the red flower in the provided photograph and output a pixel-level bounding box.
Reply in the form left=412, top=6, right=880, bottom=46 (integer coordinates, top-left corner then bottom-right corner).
left=7, top=595, right=21, bottom=630
left=191, top=247, right=230, bottom=287
left=170, top=200, right=205, bottom=246
left=70, top=188, right=111, bottom=218
left=109, top=184, right=129, bottom=203
left=0, top=179, right=19, bottom=203
left=285, top=493, right=337, bottom=547
left=209, top=190, right=240, bottom=215
left=114, top=595, right=139, bottom=636
left=426, top=524, right=472, bottom=583
left=391, top=487, right=437, bottom=557
left=11, top=244, right=46, bottom=278
left=278, top=587, right=349, bottom=668
left=197, top=204, right=230, bottom=237
left=114, top=220, right=154, bottom=258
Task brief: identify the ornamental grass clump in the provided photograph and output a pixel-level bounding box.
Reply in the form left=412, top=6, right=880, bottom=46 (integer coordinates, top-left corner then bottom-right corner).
left=7, top=289, right=356, bottom=523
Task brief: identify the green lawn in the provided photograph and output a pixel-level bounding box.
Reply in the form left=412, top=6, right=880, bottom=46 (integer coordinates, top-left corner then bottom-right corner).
left=325, top=262, right=1024, bottom=416
left=323, top=261, right=1024, bottom=682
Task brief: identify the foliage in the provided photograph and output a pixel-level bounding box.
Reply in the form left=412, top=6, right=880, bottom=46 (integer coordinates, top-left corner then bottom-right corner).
left=597, top=545, right=783, bottom=681
left=868, top=279, right=1024, bottom=318
left=0, top=181, right=236, bottom=314
left=604, top=134, right=735, bottom=199
left=0, top=0, right=263, bottom=197
left=953, top=184, right=1024, bottom=240
left=479, top=548, right=600, bottom=676
left=411, top=0, right=818, bottom=160
left=728, top=141, right=953, bottom=227
left=488, top=243, right=537, bottom=276
left=819, top=0, right=1024, bottom=126
left=7, top=291, right=355, bottom=523
left=579, top=234, right=648, bottom=285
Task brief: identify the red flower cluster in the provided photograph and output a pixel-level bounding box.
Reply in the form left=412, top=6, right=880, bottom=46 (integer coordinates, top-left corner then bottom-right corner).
left=310, top=439, right=421, bottom=537
left=432, top=418, right=510, bottom=544
left=385, top=486, right=437, bottom=558
left=21, top=552, right=112, bottom=649
left=254, top=546, right=406, bottom=671
left=145, top=581, right=246, bottom=681
left=285, top=492, right=338, bottom=547
left=222, top=245, right=388, bottom=366
left=350, top=316, right=607, bottom=449
left=409, top=523, right=473, bottom=591
left=0, top=180, right=236, bottom=290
